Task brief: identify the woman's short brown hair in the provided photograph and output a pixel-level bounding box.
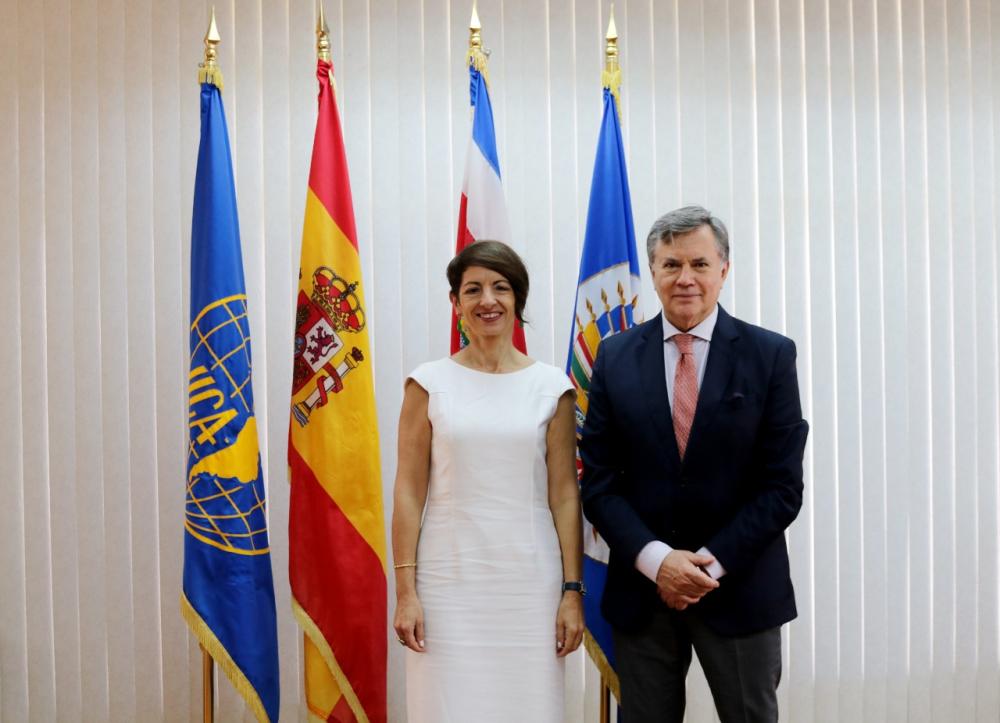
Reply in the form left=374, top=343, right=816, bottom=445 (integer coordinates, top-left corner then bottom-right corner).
left=446, top=240, right=529, bottom=324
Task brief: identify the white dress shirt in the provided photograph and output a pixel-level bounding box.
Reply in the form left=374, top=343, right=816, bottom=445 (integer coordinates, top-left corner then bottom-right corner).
left=635, top=305, right=727, bottom=582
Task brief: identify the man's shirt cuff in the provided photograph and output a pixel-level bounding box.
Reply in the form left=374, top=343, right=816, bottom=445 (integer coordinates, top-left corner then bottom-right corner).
left=697, top=546, right=726, bottom=579
left=635, top=540, right=673, bottom=582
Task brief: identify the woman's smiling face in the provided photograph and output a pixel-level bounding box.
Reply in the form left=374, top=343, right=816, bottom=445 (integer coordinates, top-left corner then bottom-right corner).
left=452, top=265, right=516, bottom=341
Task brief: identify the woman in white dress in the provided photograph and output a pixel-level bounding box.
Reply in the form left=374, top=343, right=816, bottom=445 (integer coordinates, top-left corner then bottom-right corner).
left=392, top=240, right=584, bottom=722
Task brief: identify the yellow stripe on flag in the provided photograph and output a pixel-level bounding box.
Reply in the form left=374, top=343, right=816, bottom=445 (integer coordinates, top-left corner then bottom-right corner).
left=290, top=189, right=385, bottom=562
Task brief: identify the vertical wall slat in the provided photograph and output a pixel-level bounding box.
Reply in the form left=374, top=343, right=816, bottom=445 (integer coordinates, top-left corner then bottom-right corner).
left=727, top=0, right=760, bottom=321
left=259, top=0, right=297, bottom=717
left=850, top=0, right=891, bottom=719
left=0, top=0, right=29, bottom=718
left=973, top=2, right=1000, bottom=721
left=43, top=0, right=86, bottom=716
left=802, top=1, right=840, bottom=720
left=177, top=2, right=204, bottom=715
left=777, top=0, right=814, bottom=719
left=18, top=0, right=59, bottom=718
left=876, top=1, right=912, bottom=720
left=123, top=0, right=165, bottom=715
left=98, top=0, right=138, bottom=716
left=923, top=1, right=958, bottom=719
left=945, top=4, right=980, bottom=723
left=829, top=0, right=866, bottom=716
left=71, top=0, right=112, bottom=716
left=153, top=0, right=189, bottom=716
left=901, top=0, right=935, bottom=720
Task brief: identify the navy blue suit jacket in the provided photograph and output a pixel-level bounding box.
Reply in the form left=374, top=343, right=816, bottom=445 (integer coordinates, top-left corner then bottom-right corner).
left=580, top=306, right=808, bottom=636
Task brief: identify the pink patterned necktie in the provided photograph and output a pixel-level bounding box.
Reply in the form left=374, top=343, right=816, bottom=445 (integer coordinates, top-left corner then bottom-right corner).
left=672, top=333, right=698, bottom=459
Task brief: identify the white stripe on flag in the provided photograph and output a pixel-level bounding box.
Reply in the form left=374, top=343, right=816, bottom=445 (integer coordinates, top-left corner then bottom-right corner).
left=461, top=135, right=511, bottom=243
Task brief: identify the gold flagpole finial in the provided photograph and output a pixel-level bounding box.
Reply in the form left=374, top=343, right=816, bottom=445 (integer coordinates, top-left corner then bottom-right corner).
left=317, top=0, right=331, bottom=62
left=602, top=4, right=622, bottom=111
left=470, top=0, right=482, bottom=43
left=467, top=0, right=490, bottom=86
left=315, top=1, right=336, bottom=92
left=605, top=4, right=619, bottom=61
left=198, top=7, right=224, bottom=90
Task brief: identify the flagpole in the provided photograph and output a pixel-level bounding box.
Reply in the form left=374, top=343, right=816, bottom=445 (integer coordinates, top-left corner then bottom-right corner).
left=201, top=644, right=215, bottom=723
left=598, top=11, right=618, bottom=723
left=195, top=13, right=221, bottom=720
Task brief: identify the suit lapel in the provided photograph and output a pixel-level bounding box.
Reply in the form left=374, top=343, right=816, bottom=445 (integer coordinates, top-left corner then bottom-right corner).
left=686, top=305, right=739, bottom=460
left=639, top=313, right=681, bottom=466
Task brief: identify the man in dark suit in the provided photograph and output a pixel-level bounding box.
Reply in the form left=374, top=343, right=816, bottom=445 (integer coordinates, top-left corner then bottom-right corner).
left=580, top=206, right=808, bottom=723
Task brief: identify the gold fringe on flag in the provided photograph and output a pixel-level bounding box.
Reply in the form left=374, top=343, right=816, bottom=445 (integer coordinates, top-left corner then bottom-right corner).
left=292, top=599, right=371, bottom=723
left=583, top=629, right=621, bottom=704
left=181, top=593, right=270, bottom=723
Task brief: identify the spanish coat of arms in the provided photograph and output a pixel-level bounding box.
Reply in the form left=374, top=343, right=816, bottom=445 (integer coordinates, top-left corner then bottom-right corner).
left=291, top=266, right=366, bottom=426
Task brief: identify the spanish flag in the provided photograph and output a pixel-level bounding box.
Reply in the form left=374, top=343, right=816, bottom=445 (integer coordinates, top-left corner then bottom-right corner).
left=288, top=55, right=387, bottom=722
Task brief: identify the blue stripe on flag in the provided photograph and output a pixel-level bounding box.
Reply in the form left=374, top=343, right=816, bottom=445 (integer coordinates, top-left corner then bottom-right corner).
left=469, top=65, right=502, bottom=178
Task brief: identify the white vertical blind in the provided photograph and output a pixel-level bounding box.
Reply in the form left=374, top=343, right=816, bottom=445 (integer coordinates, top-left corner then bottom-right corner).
left=1, top=1, right=998, bottom=721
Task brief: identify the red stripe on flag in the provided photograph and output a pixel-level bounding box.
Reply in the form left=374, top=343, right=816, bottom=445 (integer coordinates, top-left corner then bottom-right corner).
left=307, top=60, right=358, bottom=250
left=455, top=193, right=476, bottom=252
left=451, top=193, right=526, bottom=354
left=451, top=194, right=476, bottom=353
left=329, top=696, right=357, bottom=723
left=289, top=443, right=387, bottom=723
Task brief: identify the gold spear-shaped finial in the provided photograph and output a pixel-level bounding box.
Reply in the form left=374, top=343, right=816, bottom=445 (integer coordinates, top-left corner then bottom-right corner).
left=603, top=4, right=622, bottom=110
left=467, top=0, right=490, bottom=87
left=198, top=7, right=224, bottom=90
left=317, top=0, right=331, bottom=62
left=316, top=1, right=336, bottom=90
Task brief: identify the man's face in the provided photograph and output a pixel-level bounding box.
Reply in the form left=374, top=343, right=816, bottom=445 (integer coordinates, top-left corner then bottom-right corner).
left=650, top=224, right=730, bottom=331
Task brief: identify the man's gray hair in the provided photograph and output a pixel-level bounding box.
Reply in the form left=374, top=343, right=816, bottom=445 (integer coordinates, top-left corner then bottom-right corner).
left=645, top=206, right=730, bottom=263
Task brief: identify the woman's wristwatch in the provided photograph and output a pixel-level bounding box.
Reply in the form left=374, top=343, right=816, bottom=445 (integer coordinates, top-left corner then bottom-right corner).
left=561, top=581, right=586, bottom=595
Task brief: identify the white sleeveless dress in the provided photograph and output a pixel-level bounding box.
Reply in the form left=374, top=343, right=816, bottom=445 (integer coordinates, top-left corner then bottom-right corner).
left=404, top=358, right=574, bottom=723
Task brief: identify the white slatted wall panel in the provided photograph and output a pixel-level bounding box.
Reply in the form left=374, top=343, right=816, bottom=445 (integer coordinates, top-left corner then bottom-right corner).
left=1, top=1, right=998, bottom=721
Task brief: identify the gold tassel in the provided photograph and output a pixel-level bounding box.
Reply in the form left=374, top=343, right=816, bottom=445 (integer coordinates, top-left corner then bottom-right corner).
left=467, top=47, right=491, bottom=88
left=198, top=65, right=224, bottom=91
left=602, top=67, right=622, bottom=115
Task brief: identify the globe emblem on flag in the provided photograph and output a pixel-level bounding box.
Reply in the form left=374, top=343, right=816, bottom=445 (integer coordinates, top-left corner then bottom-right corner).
left=186, top=295, right=270, bottom=556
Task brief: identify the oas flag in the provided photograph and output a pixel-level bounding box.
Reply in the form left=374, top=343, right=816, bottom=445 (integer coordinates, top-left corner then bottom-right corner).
left=566, top=80, right=643, bottom=702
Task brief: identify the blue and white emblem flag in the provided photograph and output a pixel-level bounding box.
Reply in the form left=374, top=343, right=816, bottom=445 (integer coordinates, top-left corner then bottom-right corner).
left=565, top=84, right=643, bottom=699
